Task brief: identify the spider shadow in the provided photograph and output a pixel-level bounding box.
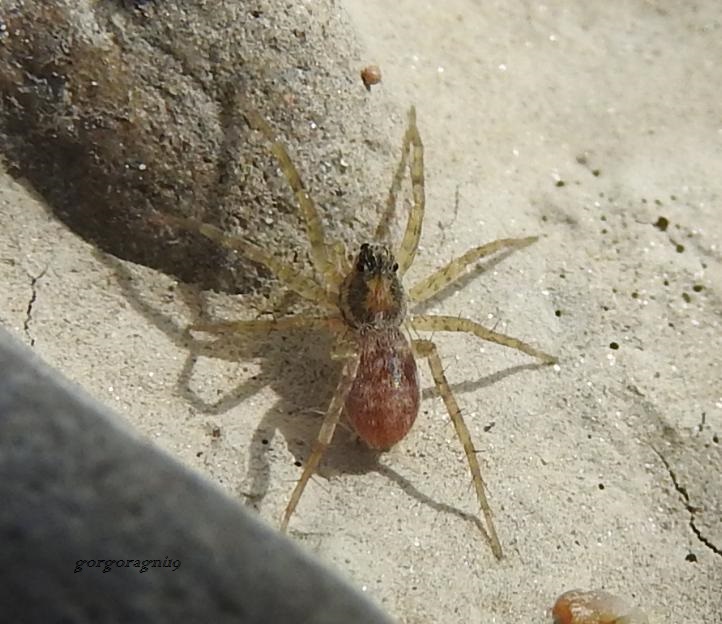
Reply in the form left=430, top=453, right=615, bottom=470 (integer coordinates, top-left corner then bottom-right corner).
left=94, top=251, right=382, bottom=503
left=96, top=249, right=549, bottom=539
left=373, top=463, right=497, bottom=553
left=422, top=362, right=544, bottom=402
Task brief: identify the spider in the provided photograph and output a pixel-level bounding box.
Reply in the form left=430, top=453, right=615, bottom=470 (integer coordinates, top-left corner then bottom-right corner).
left=154, top=106, right=557, bottom=559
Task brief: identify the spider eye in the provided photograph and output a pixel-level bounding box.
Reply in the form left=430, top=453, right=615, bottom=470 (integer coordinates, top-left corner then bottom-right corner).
left=392, top=262, right=399, bottom=272
left=357, top=244, right=375, bottom=272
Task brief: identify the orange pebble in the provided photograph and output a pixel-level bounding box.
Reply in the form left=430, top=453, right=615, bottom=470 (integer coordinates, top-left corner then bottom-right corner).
left=360, top=64, right=382, bottom=91
left=552, top=589, right=649, bottom=624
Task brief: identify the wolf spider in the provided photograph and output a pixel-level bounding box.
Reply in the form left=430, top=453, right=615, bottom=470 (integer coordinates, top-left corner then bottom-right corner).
left=155, top=106, right=557, bottom=559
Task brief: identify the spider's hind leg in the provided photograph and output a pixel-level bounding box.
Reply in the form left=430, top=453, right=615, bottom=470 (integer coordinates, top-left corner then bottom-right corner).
left=190, top=316, right=342, bottom=335
left=412, top=338, right=503, bottom=560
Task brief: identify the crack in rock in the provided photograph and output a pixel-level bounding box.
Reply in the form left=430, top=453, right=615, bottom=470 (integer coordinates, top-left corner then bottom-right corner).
left=23, top=266, right=47, bottom=347
left=653, top=446, right=722, bottom=558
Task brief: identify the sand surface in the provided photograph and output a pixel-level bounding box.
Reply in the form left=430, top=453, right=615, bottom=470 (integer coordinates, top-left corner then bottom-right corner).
left=1, top=2, right=720, bottom=622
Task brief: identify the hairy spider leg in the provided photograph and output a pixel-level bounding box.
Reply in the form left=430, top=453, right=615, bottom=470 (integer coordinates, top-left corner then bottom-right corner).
left=330, top=240, right=351, bottom=277
left=153, top=213, right=335, bottom=308
left=244, top=110, right=344, bottom=292
left=411, top=315, right=558, bottom=364
left=394, top=106, right=426, bottom=276
left=190, top=315, right=344, bottom=335
left=408, top=236, right=538, bottom=303
left=412, top=338, right=503, bottom=560
left=374, top=109, right=413, bottom=243
left=281, top=352, right=361, bottom=531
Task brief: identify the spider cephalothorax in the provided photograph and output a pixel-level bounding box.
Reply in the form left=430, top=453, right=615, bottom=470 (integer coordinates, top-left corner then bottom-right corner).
left=339, top=243, right=406, bottom=330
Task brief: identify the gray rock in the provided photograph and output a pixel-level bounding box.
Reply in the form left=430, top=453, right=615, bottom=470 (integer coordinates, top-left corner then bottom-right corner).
left=0, top=327, right=393, bottom=624
left=0, top=0, right=398, bottom=294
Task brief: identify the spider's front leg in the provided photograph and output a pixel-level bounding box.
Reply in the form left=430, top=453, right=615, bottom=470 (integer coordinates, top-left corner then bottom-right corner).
left=373, top=106, right=426, bottom=274
left=412, top=338, right=503, bottom=560
left=408, top=236, right=538, bottom=304
left=375, top=107, right=415, bottom=243
left=281, top=349, right=360, bottom=531
left=151, top=212, right=335, bottom=308
left=244, top=110, right=346, bottom=294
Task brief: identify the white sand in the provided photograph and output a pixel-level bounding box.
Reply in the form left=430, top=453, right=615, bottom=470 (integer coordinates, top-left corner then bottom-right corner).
left=1, top=2, right=720, bottom=622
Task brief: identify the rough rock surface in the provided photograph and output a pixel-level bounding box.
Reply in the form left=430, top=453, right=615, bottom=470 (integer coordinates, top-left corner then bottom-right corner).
left=0, top=329, right=393, bottom=623
left=0, top=0, right=398, bottom=293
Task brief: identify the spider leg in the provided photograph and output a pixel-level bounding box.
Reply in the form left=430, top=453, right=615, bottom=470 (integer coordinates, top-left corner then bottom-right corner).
left=412, top=338, right=503, bottom=560
left=374, top=109, right=413, bottom=243
left=408, top=236, right=538, bottom=303
left=394, top=106, right=426, bottom=276
left=411, top=314, right=557, bottom=364
left=329, top=240, right=351, bottom=278
left=152, top=212, right=335, bottom=308
left=281, top=350, right=361, bottom=531
left=244, top=110, right=343, bottom=292
left=190, top=315, right=343, bottom=335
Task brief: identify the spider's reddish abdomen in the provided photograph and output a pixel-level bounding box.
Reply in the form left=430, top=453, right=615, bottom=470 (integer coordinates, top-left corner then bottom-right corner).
left=344, top=329, right=419, bottom=450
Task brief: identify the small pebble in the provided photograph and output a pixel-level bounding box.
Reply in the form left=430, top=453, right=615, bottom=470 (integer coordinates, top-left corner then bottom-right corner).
left=552, top=589, right=649, bottom=624
left=360, top=65, right=382, bottom=91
